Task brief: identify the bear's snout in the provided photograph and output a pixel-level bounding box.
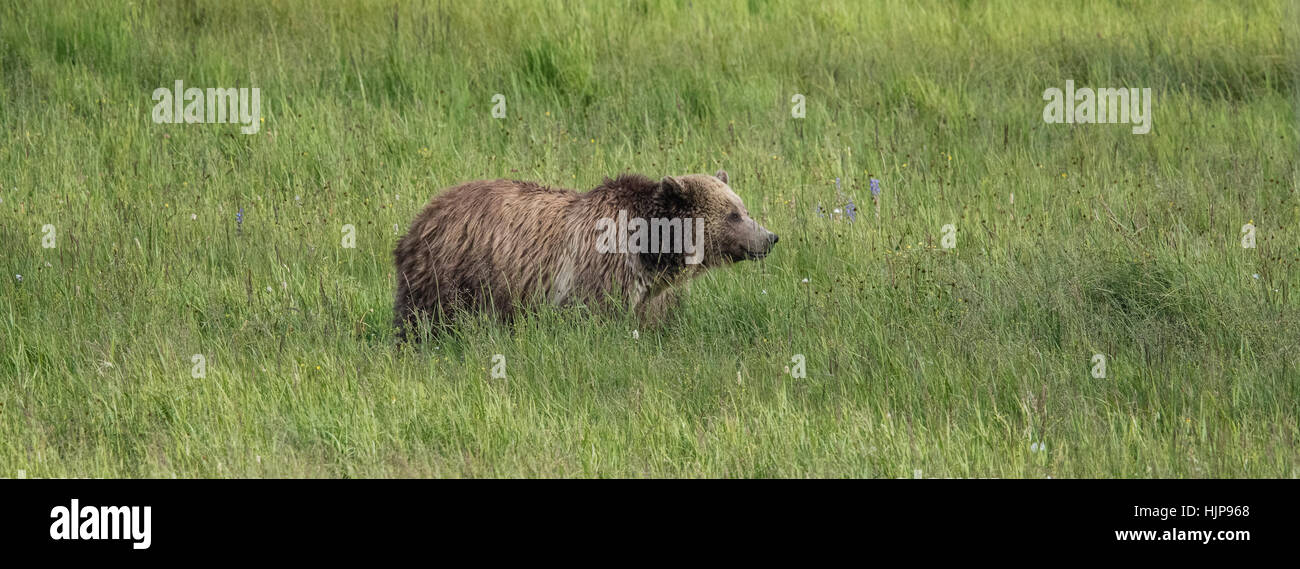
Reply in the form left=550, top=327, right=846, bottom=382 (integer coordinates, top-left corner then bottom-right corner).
left=761, top=229, right=779, bottom=255
left=745, top=227, right=778, bottom=260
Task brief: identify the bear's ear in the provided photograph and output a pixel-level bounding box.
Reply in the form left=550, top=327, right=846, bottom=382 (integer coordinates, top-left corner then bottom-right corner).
left=655, top=176, right=691, bottom=211
left=659, top=176, right=687, bottom=197
left=715, top=170, right=729, bottom=184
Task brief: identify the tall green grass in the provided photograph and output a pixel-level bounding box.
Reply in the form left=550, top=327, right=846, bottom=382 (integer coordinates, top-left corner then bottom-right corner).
left=1, top=0, right=1297, bottom=477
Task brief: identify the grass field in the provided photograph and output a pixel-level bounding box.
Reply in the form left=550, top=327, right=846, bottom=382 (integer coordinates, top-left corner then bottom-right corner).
left=1, top=0, right=1297, bottom=477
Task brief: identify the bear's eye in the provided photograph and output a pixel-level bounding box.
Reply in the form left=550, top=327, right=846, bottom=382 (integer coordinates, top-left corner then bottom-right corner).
left=727, top=212, right=741, bottom=222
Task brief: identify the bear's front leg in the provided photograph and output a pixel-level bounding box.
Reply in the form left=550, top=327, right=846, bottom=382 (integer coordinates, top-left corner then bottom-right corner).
left=637, top=285, right=687, bottom=329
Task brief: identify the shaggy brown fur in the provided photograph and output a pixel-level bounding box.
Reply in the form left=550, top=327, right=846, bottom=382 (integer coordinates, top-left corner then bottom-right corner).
left=393, top=170, right=777, bottom=340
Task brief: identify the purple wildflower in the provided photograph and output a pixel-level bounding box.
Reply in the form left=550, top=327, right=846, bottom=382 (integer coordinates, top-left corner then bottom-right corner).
left=870, top=178, right=881, bottom=199
left=815, top=204, right=826, bottom=219
left=845, top=199, right=857, bottom=222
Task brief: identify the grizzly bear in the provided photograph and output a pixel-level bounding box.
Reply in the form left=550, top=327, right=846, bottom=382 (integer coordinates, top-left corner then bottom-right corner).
left=392, top=170, right=777, bottom=340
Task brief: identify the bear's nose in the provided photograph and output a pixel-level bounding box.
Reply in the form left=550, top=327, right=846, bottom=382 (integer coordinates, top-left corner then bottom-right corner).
left=768, top=232, right=779, bottom=245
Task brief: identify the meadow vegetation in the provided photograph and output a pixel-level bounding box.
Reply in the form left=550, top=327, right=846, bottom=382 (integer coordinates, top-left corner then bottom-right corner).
left=1, top=0, right=1297, bottom=477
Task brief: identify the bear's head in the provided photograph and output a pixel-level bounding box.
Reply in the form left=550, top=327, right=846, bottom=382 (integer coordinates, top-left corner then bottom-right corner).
left=649, top=170, right=778, bottom=269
